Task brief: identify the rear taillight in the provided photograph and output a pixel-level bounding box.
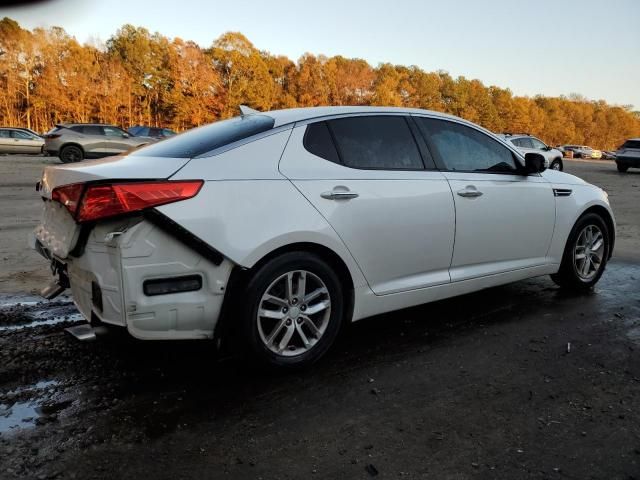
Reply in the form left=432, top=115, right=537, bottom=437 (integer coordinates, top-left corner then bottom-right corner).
left=51, top=183, right=84, bottom=216
left=45, top=134, right=61, bottom=139
left=52, top=180, right=203, bottom=223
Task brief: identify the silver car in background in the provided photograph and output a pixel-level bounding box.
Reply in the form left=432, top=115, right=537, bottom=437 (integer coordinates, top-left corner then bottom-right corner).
left=0, top=127, right=45, bottom=154
left=44, top=123, right=156, bottom=163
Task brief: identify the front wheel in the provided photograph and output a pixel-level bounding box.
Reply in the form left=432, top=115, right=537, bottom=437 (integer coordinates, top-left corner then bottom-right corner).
left=550, top=158, right=563, bottom=171
left=240, top=252, right=344, bottom=370
left=616, top=163, right=629, bottom=173
left=551, top=213, right=610, bottom=290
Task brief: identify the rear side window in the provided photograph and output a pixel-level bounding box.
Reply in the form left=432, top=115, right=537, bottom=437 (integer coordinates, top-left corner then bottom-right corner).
left=327, top=116, right=424, bottom=170
left=622, top=140, right=640, bottom=149
left=417, top=118, right=518, bottom=173
left=303, top=122, right=340, bottom=164
left=82, top=126, right=103, bottom=135
left=131, top=114, right=275, bottom=158
left=0, top=130, right=10, bottom=138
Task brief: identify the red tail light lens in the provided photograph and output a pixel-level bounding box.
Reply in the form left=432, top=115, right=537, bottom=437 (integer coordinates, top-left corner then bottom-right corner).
left=52, top=180, right=203, bottom=223
left=51, top=183, right=85, bottom=216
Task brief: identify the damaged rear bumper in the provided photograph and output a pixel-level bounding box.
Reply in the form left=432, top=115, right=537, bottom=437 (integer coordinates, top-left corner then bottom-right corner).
left=32, top=217, right=235, bottom=340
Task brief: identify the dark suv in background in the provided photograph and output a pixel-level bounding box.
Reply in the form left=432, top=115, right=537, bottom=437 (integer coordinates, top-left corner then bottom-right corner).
left=44, top=123, right=156, bottom=163
left=616, top=138, right=640, bottom=172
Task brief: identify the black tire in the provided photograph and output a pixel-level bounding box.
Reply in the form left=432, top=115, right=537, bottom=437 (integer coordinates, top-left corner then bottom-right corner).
left=240, top=251, right=344, bottom=370
left=550, top=158, right=563, bottom=171
left=59, top=145, right=84, bottom=163
left=616, top=163, right=628, bottom=173
left=551, top=213, right=610, bottom=290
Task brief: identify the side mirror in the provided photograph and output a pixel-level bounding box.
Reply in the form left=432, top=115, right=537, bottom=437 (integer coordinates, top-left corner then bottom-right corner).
left=524, top=153, right=546, bottom=174
left=122, top=133, right=130, bottom=138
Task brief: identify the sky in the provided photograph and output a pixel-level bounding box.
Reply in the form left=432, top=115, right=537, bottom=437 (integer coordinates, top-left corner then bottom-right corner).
left=2, top=0, right=639, bottom=109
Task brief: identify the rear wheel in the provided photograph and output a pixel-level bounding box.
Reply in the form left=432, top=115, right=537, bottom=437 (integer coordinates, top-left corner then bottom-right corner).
left=551, top=213, right=609, bottom=290
left=616, top=163, right=629, bottom=173
left=550, top=158, right=563, bottom=171
left=240, top=252, right=344, bottom=369
left=59, top=145, right=83, bottom=163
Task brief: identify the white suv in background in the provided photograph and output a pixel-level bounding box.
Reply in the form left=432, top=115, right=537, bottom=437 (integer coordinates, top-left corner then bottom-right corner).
left=498, top=134, right=564, bottom=170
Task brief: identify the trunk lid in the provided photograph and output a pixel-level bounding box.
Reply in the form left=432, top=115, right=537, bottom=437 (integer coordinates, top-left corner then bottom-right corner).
left=35, top=154, right=191, bottom=260
left=39, top=154, right=190, bottom=199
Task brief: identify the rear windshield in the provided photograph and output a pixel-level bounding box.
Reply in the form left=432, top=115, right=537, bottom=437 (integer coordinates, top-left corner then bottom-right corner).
left=622, top=140, right=640, bottom=149
left=130, top=115, right=275, bottom=158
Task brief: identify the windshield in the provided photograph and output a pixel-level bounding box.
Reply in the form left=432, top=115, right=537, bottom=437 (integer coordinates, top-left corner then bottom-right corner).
left=130, top=114, right=275, bottom=158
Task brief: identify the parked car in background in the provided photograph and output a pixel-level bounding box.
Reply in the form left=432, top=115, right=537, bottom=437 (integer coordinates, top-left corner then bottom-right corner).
left=14, top=127, right=43, bottom=138
left=601, top=150, right=617, bottom=160
left=0, top=127, right=45, bottom=154
left=31, top=106, right=615, bottom=369
left=615, top=138, right=640, bottom=172
left=497, top=133, right=563, bottom=170
left=128, top=125, right=176, bottom=139
left=562, top=145, right=602, bottom=159
left=44, top=123, right=156, bottom=163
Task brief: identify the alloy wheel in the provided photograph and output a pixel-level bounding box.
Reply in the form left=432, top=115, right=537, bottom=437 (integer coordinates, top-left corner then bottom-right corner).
left=573, top=224, right=605, bottom=281
left=256, top=270, right=331, bottom=357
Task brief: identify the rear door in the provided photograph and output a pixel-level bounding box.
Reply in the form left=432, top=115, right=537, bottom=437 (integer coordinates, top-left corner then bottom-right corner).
left=0, top=129, right=15, bottom=153
left=77, top=125, right=107, bottom=156
left=279, top=115, right=455, bottom=295
left=414, top=116, right=555, bottom=282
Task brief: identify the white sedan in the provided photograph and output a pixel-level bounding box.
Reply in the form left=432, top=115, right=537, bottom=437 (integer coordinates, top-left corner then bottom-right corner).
left=32, top=107, right=615, bottom=369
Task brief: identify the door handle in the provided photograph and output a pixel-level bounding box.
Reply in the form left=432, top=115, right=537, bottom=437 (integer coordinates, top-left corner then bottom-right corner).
left=321, top=188, right=359, bottom=200
left=457, top=186, right=483, bottom=198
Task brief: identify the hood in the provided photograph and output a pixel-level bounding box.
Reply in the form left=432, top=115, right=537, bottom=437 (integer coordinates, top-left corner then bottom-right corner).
left=541, top=169, right=588, bottom=186
left=39, top=154, right=190, bottom=199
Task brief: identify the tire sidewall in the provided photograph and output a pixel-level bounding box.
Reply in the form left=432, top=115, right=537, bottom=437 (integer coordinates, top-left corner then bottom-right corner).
left=564, top=213, right=610, bottom=287
left=241, top=252, right=344, bottom=369
left=60, top=145, right=83, bottom=163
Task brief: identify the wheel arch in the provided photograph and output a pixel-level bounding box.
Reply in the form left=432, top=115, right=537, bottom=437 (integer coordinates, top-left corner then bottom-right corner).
left=59, top=142, right=85, bottom=153
left=214, top=241, right=356, bottom=347
left=579, top=204, right=615, bottom=259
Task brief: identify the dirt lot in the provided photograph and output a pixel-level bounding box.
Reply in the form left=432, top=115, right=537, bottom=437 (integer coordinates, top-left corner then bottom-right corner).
left=0, top=156, right=639, bottom=479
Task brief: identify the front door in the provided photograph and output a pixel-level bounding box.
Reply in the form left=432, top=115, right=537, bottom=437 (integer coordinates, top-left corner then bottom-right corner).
left=414, top=116, right=556, bottom=282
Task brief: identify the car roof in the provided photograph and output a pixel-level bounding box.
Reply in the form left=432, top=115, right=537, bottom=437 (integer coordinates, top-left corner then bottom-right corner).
left=260, top=106, right=462, bottom=128
left=57, top=123, right=114, bottom=127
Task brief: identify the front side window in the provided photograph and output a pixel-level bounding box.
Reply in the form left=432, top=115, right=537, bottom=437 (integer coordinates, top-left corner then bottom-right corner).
left=327, top=116, right=424, bottom=170
left=417, top=118, right=518, bottom=173
left=517, top=137, right=534, bottom=149
left=530, top=138, right=546, bottom=149
left=11, top=130, right=32, bottom=139
left=0, top=130, right=10, bottom=138
left=103, top=126, right=126, bottom=137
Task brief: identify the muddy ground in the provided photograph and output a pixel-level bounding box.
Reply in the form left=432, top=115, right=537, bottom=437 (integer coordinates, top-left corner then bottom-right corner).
left=0, top=156, right=639, bottom=479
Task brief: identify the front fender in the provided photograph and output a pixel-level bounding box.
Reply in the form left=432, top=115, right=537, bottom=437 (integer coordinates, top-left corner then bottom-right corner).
left=547, top=184, right=615, bottom=263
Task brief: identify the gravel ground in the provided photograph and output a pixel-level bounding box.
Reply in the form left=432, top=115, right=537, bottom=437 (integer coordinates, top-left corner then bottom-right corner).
left=0, top=156, right=639, bottom=479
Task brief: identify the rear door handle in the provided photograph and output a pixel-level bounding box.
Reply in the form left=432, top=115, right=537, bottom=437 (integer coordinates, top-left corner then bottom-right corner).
left=321, top=188, right=359, bottom=200
left=457, top=186, right=483, bottom=198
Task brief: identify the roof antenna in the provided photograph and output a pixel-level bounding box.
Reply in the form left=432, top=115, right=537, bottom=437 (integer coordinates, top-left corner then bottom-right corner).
left=239, top=105, right=260, bottom=117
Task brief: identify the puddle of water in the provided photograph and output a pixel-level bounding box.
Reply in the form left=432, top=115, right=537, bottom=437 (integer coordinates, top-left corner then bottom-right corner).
left=627, top=326, right=640, bottom=345
left=0, top=379, right=61, bottom=434
left=0, top=400, right=39, bottom=433
left=0, top=294, right=83, bottom=331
